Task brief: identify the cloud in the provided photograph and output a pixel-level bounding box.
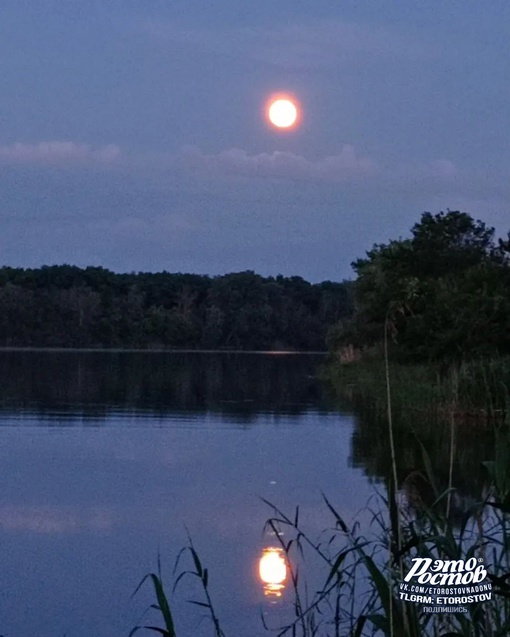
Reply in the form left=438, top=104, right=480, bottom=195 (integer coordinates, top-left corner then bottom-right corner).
left=0, top=505, right=114, bottom=534
left=177, top=144, right=375, bottom=182
left=1, top=137, right=507, bottom=208
left=141, top=18, right=437, bottom=69
left=0, top=138, right=506, bottom=281
left=171, top=146, right=509, bottom=205
left=378, top=157, right=510, bottom=201
left=0, top=141, right=121, bottom=166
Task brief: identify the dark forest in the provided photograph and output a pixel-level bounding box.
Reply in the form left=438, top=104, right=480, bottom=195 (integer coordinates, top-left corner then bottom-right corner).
left=0, top=267, right=353, bottom=350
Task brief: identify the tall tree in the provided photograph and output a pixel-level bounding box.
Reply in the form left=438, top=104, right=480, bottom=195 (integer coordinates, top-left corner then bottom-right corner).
left=330, top=210, right=510, bottom=361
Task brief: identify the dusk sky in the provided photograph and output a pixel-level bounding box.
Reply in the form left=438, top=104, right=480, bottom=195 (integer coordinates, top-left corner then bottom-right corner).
left=1, top=0, right=509, bottom=282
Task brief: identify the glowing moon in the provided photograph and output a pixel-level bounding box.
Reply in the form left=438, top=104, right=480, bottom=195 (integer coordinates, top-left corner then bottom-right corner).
left=267, top=97, right=299, bottom=129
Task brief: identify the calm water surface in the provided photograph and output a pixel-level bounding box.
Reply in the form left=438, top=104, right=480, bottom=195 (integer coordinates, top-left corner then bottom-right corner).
left=0, top=351, right=493, bottom=637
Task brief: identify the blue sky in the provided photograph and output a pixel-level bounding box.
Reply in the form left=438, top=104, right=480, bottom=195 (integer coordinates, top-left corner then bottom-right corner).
left=1, top=0, right=509, bottom=281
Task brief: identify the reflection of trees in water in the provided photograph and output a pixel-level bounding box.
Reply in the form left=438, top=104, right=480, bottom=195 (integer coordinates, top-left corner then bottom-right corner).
left=350, top=405, right=495, bottom=513
left=0, top=351, right=332, bottom=421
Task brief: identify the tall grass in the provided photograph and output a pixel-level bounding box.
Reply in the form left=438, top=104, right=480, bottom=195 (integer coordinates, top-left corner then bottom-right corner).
left=323, top=355, right=510, bottom=420
left=131, top=536, right=225, bottom=637
left=132, top=455, right=510, bottom=637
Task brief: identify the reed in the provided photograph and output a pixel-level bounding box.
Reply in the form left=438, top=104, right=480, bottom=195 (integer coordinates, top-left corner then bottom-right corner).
left=130, top=535, right=225, bottom=637
left=132, top=459, right=510, bottom=637
left=323, top=355, right=510, bottom=421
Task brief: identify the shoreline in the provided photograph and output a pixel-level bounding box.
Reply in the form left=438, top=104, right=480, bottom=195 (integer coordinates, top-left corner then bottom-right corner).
left=324, top=356, right=510, bottom=423
left=0, top=347, right=328, bottom=355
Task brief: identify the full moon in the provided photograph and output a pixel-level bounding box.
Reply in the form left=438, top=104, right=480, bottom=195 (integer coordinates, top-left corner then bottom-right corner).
left=267, top=98, right=299, bottom=129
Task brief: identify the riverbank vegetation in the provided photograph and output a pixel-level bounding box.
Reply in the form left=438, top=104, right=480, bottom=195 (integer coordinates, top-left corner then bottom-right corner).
left=324, top=355, right=510, bottom=419
left=0, top=268, right=352, bottom=350
left=326, top=210, right=510, bottom=418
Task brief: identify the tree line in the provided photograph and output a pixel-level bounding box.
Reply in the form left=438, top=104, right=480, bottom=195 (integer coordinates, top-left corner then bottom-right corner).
left=328, top=210, right=510, bottom=362
left=0, top=267, right=353, bottom=350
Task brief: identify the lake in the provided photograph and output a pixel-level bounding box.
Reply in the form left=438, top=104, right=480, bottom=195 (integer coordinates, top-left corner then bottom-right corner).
left=0, top=351, right=494, bottom=637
